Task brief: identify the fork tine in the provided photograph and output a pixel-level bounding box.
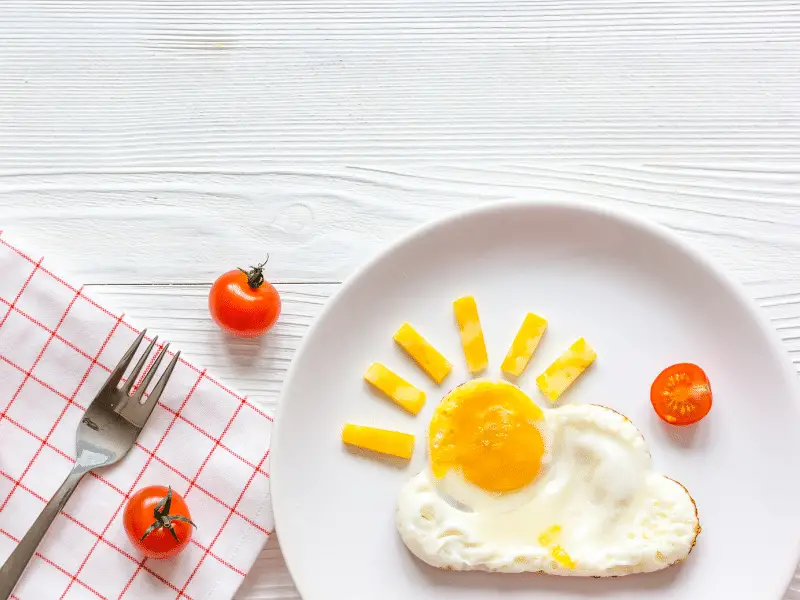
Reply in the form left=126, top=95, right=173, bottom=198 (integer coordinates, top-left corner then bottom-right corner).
left=121, top=350, right=180, bottom=428
left=122, top=335, right=158, bottom=394
left=131, top=343, right=169, bottom=401
left=100, top=329, right=147, bottom=394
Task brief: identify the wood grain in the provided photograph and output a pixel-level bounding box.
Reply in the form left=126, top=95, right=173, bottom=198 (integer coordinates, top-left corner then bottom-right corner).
left=2, top=163, right=800, bottom=285
left=1, top=0, right=800, bottom=167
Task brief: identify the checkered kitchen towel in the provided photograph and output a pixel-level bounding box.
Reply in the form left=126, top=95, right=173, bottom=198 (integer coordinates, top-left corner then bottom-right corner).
left=0, top=234, right=273, bottom=599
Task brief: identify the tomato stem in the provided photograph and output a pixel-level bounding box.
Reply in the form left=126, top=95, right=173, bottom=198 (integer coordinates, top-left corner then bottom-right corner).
left=140, top=486, right=197, bottom=542
left=238, top=255, right=270, bottom=290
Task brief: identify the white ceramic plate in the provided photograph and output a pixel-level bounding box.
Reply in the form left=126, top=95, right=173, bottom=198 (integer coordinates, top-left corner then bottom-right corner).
left=271, top=201, right=800, bottom=600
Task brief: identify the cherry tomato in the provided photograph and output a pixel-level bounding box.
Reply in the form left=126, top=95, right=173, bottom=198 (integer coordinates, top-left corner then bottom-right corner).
left=123, top=486, right=196, bottom=559
left=651, top=363, right=712, bottom=426
left=209, top=258, right=281, bottom=337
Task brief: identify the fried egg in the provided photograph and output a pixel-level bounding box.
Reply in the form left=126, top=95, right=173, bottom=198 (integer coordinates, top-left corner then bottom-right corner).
left=396, top=380, right=700, bottom=576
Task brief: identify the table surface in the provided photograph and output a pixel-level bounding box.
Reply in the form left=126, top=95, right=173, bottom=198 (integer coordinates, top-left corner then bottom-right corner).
left=2, top=0, right=800, bottom=598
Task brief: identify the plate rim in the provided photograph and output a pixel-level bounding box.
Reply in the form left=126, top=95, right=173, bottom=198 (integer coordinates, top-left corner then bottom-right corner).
left=270, top=199, right=800, bottom=599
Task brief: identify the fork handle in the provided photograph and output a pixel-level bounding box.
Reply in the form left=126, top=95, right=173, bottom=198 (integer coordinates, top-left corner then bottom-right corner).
left=0, top=467, right=86, bottom=599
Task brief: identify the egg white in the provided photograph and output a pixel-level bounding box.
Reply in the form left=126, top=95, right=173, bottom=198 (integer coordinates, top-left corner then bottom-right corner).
left=396, top=404, right=700, bottom=576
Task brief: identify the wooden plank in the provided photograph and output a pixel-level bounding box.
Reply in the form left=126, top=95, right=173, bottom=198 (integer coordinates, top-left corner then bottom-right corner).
left=235, top=537, right=299, bottom=600
left=1, top=1, right=799, bottom=167
left=2, top=163, right=800, bottom=284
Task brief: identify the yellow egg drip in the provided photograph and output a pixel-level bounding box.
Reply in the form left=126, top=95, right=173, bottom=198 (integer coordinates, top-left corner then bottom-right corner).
left=538, top=525, right=561, bottom=546
left=551, top=546, right=576, bottom=569
left=429, top=380, right=545, bottom=493
left=538, top=525, right=576, bottom=570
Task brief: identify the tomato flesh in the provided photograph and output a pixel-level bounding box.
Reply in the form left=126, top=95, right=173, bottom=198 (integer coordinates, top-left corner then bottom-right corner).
left=651, top=363, right=712, bottom=426
left=123, top=486, right=193, bottom=559
left=209, top=269, right=281, bottom=337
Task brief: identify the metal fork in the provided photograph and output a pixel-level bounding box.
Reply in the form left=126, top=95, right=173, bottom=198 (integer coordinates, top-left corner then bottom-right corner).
left=0, top=330, right=180, bottom=599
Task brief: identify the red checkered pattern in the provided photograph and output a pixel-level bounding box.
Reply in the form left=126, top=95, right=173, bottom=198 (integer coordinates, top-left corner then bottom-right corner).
left=0, top=234, right=274, bottom=600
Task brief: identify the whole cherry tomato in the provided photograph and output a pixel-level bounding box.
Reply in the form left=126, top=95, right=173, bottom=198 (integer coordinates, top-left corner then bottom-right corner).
left=123, top=486, right=196, bottom=559
left=651, top=363, right=712, bottom=426
left=209, top=258, right=281, bottom=337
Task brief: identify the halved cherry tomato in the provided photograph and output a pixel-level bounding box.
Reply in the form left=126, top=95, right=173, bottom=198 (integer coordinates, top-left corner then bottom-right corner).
left=651, top=363, right=712, bottom=426
left=209, top=258, right=281, bottom=337
left=123, top=486, right=196, bottom=559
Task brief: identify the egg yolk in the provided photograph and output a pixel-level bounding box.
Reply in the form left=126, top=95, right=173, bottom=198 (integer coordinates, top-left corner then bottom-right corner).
left=429, top=380, right=545, bottom=493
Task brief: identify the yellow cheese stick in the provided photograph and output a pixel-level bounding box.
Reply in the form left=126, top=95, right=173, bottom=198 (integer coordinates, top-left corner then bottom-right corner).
left=364, top=362, right=426, bottom=415
left=501, top=313, right=548, bottom=377
left=453, top=296, right=488, bottom=374
left=341, top=424, right=415, bottom=459
left=536, top=338, right=596, bottom=402
left=393, top=322, right=452, bottom=384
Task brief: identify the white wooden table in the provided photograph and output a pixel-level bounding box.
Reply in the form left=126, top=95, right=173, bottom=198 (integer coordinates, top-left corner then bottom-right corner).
left=2, top=1, right=800, bottom=598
